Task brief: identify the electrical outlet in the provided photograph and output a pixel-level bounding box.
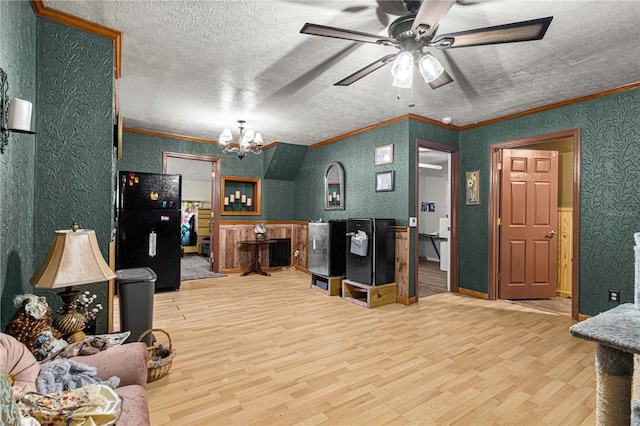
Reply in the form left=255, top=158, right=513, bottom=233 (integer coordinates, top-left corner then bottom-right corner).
left=294, top=249, right=300, bottom=257
left=608, top=290, right=620, bottom=303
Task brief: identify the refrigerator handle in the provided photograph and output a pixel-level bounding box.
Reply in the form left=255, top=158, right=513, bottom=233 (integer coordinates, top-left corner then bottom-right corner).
left=119, top=173, right=127, bottom=210
left=148, top=231, right=157, bottom=257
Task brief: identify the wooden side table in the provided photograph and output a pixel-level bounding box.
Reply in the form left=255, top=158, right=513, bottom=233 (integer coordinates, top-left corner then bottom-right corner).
left=238, top=240, right=275, bottom=276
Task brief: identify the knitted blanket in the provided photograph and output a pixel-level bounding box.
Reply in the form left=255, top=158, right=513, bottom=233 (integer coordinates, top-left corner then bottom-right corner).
left=36, top=358, right=119, bottom=394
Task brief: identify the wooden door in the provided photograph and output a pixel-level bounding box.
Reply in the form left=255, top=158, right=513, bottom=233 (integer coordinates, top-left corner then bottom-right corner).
left=499, top=149, right=559, bottom=299
left=209, top=160, right=222, bottom=273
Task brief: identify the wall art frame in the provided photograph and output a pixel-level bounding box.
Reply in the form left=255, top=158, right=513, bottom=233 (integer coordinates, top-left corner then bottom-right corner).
left=466, top=170, right=480, bottom=205
left=375, top=170, right=395, bottom=192
left=375, top=144, right=394, bottom=165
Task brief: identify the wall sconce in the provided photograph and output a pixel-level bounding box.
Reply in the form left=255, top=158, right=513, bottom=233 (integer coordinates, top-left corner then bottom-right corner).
left=0, top=67, right=36, bottom=154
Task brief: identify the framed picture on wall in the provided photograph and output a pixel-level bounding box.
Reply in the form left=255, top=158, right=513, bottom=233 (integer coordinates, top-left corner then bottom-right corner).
left=375, top=144, right=394, bottom=165
left=375, top=170, right=394, bottom=192
left=466, top=170, right=480, bottom=205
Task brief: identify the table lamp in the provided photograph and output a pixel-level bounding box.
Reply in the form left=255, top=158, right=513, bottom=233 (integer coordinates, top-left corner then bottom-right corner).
left=30, top=223, right=115, bottom=340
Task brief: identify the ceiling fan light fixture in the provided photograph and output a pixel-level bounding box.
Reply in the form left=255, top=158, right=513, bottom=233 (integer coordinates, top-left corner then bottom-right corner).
left=391, top=51, right=414, bottom=88
left=393, top=73, right=413, bottom=89
left=418, top=53, right=444, bottom=83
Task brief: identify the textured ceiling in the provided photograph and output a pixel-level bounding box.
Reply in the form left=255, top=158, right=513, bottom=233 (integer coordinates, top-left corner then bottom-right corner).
left=46, top=0, right=640, bottom=146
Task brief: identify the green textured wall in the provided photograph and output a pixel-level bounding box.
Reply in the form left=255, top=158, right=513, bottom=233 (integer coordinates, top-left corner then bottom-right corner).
left=0, top=0, right=37, bottom=330
left=118, top=131, right=294, bottom=220
left=263, top=143, right=307, bottom=180
left=293, top=118, right=458, bottom=297
left=34, top=19, right=114, bottom=332
left=459, top=88, right=640, bottom=316
left=294, top=120, right=410, bottom=223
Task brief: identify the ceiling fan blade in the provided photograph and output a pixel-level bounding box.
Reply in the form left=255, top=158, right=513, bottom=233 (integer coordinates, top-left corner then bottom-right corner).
left=428, top=69, right=454, bottom=90
left=335, top=54, right=398, bottom=86
left=301, top=23, right=398, bottom=46
left=432, top=16, right=553, bottom=48
left=411, top=0, right=456, bottom=37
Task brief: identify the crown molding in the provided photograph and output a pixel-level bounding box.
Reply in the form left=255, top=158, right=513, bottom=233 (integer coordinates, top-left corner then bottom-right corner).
left=123, top=127, right=218, bottom=144
left=309, top=115, right=410, bottom=149
left=123, top=127, right=278, bottom=152
left=459, top=81, right=640, bottom=131
left=261, top=141, right=278, bottom=151
left=30, top=0, right=122, bottom=79
left=407, top=113, right=461, bottom=130
left=309, top=113, right=459, bottom=149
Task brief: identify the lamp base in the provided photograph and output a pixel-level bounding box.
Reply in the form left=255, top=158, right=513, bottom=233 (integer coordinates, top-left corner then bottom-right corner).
left=53, top=311, right=85, bottom=337
left=53, top=287, right=86, bottom=337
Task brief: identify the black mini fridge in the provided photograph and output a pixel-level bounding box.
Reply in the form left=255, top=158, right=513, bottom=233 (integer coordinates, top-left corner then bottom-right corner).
left=346, top=218, right=395, bottom=286
left=116, top=171, right=182, bottom=292
left=308, top=220, right=347, bottom=277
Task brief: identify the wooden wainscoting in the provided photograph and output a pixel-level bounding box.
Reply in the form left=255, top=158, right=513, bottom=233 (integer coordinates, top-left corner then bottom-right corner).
left=557, top=208, right=572, bottom=298
left=218, top=223, right=411, bottom=304
left=394, top=227, right=412, bottom=305
left=218, top=221, right=308, bottom=272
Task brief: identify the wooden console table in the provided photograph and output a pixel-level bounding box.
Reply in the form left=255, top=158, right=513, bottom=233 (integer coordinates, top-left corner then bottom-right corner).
left=238, top=240, right=275, bottom=276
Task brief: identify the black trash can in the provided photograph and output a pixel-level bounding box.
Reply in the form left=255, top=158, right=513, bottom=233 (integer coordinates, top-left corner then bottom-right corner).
left=115, top=267, right=157, bottom=345
left=201, top=237, right=210, bottom=257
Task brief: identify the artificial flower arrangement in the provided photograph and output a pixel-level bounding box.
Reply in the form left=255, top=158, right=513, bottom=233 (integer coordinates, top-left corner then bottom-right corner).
left=75, top=291, right=103, bottom=322
left=13, top=294, right=49, bottom=319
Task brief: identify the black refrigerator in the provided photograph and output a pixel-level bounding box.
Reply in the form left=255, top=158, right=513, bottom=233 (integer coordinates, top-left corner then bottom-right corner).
left=116, top=171, right=182, bottom=292
left=346, top=218, right=395, bottom=286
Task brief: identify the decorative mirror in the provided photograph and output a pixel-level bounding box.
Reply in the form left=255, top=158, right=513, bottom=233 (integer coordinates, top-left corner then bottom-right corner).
left=324, top=162, right=345, bottom=210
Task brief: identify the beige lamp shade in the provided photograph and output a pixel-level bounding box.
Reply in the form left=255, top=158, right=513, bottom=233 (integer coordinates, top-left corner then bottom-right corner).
left=31, top=229, right=115, bottom=289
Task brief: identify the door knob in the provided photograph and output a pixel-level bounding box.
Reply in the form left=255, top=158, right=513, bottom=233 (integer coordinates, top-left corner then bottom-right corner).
left=546, top=230, right=557, bottom=238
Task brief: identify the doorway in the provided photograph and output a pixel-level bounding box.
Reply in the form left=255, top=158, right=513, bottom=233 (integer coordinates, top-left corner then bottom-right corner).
left=415, top=139, right=460, bottom=300
left=163, top=152, right=221, bottom=273
left=488, top=129, right=580, bottom=319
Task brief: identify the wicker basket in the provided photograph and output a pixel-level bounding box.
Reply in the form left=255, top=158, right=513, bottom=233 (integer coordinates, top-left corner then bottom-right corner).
left=137, top=328, right=176, bottom=383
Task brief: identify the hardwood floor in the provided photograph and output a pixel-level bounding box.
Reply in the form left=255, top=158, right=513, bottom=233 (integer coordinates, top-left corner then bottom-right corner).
left=506, top=296, right=572, bottom=316
left=119, top=270, right=596, bottom=425
left=418, top=258, right=447, bottom=298
left=416, top=258, right=571, bottom=316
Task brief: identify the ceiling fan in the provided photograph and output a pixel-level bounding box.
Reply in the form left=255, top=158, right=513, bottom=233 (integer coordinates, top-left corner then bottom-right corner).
left=300, top=0, right=552, bottom=89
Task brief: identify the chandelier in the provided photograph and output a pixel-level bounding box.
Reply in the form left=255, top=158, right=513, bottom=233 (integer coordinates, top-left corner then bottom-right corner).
left=218, top=120, right=263, bottom=159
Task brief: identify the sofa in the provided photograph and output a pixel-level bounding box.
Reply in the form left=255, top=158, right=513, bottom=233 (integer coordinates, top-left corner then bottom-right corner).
left=0, top=332, right=150, bottom=425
